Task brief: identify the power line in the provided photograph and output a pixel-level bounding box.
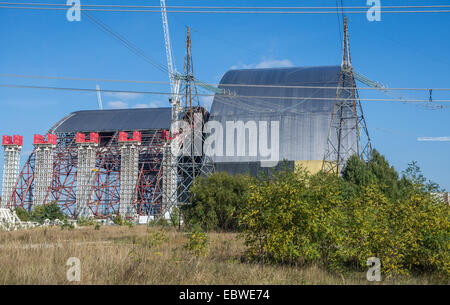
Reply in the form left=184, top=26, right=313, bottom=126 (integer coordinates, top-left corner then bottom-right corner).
left=2, top=2, right=450, bottom=10
left=1, top=5, right=450, bottom=14
left=82, top=11, right=169, bottom=75
left=1, top=83, right=450, bottom=103
left=0, top=73, right=169, bottom=85
left=2, top=73, right=450, bottom=92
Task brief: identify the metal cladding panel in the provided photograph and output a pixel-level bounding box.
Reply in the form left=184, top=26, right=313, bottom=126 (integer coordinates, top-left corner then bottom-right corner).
left=214, top=161, right=295, bottom=177
left=53, top=108, right=172, bottom=133
left=209, top=66, right=347, bottom=162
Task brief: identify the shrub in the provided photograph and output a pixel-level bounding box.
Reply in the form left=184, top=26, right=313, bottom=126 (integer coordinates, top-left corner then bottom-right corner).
left=169, top=206, right=180, bottom=228
left=147, top=231, right=168, bottom=249
left=148, top=217, right=169, bottom=227
left=339, top=184, right=449, bottom=278
left=238, top=162, right=449, bottom=279
left=113, top=214, right=133, bottom=226
left=239, top=167, right=348, bottom=265
left=14, top=207, right=31, bottom=222
left=182, top=172, right=252, bottom=231
left=30, top=202, right=66, bottom=224
left=77, top=217, right=95, bottom=226
left=184, top=228, right=209, bottom=257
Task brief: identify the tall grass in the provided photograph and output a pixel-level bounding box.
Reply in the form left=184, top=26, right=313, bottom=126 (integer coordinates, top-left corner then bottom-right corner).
left=0, top=226, right=444, bottom=284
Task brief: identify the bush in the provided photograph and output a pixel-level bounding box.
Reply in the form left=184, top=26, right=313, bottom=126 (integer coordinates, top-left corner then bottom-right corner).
left=339, top=184, right=449, bottom=278
left=238, top=162, right=449, bottom=278
left=239, top=167, right=349, bottom=265
left=184, top=228, right=209, bottom=257
left=77, top=217, right=95, bottom=226
left=113, top=214, right=133, bottom=226
left=182, top=172, right=252, bottom=231
left=30, top=202, right=66, bottom=224
left=147, top=231, right=168, bottom=249
left=169, top=206, right=180, bottom=228
left=14, top=207, right=31, bottom=222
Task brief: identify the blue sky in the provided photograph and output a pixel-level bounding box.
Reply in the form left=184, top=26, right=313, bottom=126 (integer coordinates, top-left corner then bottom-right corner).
left=0, top=0, right=449, bottom=191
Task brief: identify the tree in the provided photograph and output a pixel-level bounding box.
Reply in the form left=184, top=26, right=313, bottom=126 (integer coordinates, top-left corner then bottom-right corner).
left=399, top=161, right=444, bottom=194
left=342, top=149, right=400, bottom=200
left=182, top=172, right=252, bottom=231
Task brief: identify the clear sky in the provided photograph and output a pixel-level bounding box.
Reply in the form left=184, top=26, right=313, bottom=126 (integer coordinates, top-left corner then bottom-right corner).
left=0, top=0, right=449, bottom=191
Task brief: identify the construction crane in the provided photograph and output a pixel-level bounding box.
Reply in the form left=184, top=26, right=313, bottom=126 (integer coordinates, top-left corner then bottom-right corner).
left=160, top=0, right=182, bottom=120
left=160, top=0, right=223, bottom=102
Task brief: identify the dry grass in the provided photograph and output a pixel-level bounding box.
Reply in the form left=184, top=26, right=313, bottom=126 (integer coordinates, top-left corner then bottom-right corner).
left=0, top=225, right=444, bottom=285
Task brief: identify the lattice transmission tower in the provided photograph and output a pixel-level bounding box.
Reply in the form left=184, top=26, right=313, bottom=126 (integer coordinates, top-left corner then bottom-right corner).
left=159, top=27, right=214, bottom=220
left=322, top=17, right=372, bottom=175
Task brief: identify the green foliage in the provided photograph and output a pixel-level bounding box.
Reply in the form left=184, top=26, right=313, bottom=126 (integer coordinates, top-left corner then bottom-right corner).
left=29, top=202, right=66, bottom=224
left=94, top=222, right=101, bottom=230
left=14, top=207, right=31, bottom=222
left=60, top=219, right=75, bottom=230
left=170, top=206, right=180, bottom=228
left=239, top=167, right=348, bottom=264
left=113, top=214, right=124, bottom=225
left=400, top=161, right=444, bottom=193
left=184, top=228, right=209, bottom=257
left=239, top=162, right=449, bottom=279
left=148, top=217, right=170, bottom=227
left=338, top=184, right=449, bottom=278
left=147, top=231, right=168, bottom=249
left=77, top=217, right=95, bottom=226
left=182, top=172, right=252, bottom=231
left=112, top=214, right=133, bottom=226
left=342, top=149, right=400, bottom=199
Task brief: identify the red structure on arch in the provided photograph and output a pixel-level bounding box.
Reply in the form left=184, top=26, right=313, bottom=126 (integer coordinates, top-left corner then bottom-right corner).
left=7, top=108, right=172, bottom=218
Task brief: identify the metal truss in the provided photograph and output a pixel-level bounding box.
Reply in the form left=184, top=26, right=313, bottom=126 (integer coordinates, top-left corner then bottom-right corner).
left=322, top=17, right=372, bottom=175
left=7, top=129, right=168, bottom=219
left=157, top=27, right=215, bottom=222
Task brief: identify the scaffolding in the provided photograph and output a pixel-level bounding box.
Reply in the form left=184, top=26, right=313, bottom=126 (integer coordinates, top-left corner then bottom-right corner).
left=119, top=131, right=141, bottom=218
left=32, top=134, right=57, bottom=207
left=1, top=135, right=22, bottom=208
left=75, top=132, right=98, bottom=218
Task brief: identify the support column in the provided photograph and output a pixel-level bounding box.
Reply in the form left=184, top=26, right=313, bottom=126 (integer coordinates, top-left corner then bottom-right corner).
left=119, top=131, right=141, bottom=218
left=1, top=135, right=22, bottom=208
left=75, top=132, right=98, bottom=218
left=162, top=130, right=178, bottom=218
left=32, top=134, right=57, bottom=207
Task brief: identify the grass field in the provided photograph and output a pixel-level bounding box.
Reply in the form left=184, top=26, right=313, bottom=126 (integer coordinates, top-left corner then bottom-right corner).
left=0, top=225, right=445, bottom=285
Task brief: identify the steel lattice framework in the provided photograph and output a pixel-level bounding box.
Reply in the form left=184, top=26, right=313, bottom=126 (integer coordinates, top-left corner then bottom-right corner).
left=158, top=27, right=214, bottom=221
left=322, top=17, right=372, bottom=174
left=5, top=129, right=168, bottom=219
